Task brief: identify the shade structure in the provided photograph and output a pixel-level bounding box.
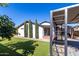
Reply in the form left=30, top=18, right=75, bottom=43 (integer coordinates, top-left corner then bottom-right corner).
left=63, top=22, right=79, bottom=28
left=53, top=4, right=79, bottom=25
left=50, top=4, right=79, bottom=56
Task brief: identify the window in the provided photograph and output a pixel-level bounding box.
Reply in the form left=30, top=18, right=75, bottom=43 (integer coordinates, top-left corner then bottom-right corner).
left=18, top=33, right=20, bottom=35
left=44, top=28, right=50, bottom=36
left=21, top=28, right=24, bottom=30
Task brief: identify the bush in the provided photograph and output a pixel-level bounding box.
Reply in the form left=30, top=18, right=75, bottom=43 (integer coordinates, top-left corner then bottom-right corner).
left=29, top=20, right=33, bottom=38
left=35, top=19, right=39, bottom=38
left=24, top=22, right=28, bottom=37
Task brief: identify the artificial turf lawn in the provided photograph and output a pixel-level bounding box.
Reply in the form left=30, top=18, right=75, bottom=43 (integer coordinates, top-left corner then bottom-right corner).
left=0, top=37, right=49, bottom=56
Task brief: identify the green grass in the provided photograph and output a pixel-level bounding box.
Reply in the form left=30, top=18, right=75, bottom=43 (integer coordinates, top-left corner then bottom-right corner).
left=0, top=37, right=49, bottom=56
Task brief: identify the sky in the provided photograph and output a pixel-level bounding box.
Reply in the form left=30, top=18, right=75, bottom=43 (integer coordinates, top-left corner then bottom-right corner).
left=0, top=3, right=76, bottom=26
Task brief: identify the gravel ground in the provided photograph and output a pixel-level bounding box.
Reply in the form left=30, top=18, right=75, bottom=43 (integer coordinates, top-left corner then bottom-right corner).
left=52, top=44, right=79, bottom=56
left=68, top=45, right=79, bottom=56
left=52, top=38, right=79, bottom=56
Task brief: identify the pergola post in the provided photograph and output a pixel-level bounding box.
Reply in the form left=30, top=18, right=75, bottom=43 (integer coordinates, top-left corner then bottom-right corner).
left=61, top=24, right=63, bottom=40
left=64, top=8, right=68, bottom=56
left=71, top=28, right=74, bottom=39
left=50, top=11, right=53, bottom=56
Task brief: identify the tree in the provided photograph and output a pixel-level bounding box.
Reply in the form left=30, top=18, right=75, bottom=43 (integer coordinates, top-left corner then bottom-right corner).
left=0, top=15, right=16, bottom=40
left=29, top=20, right=33, bottom=38
left=0, top=3, right=8, bottom=7
left=35, top=19, right=39, bottom=38
left=24, top=21, right=28, bottom=37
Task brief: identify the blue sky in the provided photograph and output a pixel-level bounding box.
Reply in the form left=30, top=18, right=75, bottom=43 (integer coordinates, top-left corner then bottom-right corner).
left=0, top=3, right=76, bottom=26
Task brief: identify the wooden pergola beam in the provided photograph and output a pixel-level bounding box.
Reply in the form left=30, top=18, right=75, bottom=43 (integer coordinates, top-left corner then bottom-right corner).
left=71, top=14, right=79, bottom=21
left=53, top=14, right=64, bottom=18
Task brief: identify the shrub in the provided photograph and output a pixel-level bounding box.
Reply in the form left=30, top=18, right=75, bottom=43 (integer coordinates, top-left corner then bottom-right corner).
left=24, top=22, right=28, bottom=37
left=29, top=20, right=33, bottom=38
left=35, top=19, right=39, bottom=38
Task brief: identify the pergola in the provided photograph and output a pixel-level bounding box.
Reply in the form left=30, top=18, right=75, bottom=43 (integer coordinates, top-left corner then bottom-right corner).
left=50, top=4, right=79, bottom=56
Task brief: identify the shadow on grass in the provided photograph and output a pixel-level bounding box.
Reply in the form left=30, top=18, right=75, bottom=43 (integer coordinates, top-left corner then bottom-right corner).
left=0, top=39, right=4, bottom=41
left=0, top=40, right=38, bottom=56
left=6, top=40, right=39, bottom=56
left=0, top=43, right=22, bottom=56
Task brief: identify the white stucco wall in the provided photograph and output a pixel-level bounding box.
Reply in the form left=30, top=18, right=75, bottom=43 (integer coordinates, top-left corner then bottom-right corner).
left=33, top=24, right=35, bottom=38
left=39, top=26, right=44, bottom=39
left=17, top=23, right=44, bottom=39
left=32, top=24, right=44, bottom=39
left=41, top=23, right=50, bottom=26
left=18, top=25, right=24, bottom=37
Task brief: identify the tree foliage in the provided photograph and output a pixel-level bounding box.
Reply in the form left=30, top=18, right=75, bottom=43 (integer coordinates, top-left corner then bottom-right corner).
left=0, top=3, right=8, bottom=7
left=24, top=21, right=28, bottom=37
left=0, top=15, right=16, bottom=40
left=29, top=20, right=33, bottom=38
left=35, top=19, right=39, bottom=38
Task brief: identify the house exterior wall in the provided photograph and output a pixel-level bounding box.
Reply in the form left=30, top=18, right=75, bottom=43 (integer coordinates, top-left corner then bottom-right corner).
left=33, top=24, right=35, bottom=38
left=41, top=23, right=50, bottom=25
left=39, top=26, right=44, bottom=39
left=17, top=23, right=44, bottom=39
left=41, top=22, right=50, bottom=39
left=32, top=24, right=44, bottom=39
left=18, top=25, right=24, bottom=37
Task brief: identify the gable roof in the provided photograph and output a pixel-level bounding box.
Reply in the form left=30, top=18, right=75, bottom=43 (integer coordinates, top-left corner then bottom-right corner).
left=40, top=21, right=50, bottom=25
left=16, top=21, right=28, bottom=28
left=16, top=20, right=43, bottom=29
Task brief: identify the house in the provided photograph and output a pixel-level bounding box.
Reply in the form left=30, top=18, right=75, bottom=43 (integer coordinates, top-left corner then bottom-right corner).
left=16, top=21, right=50, bottom=39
